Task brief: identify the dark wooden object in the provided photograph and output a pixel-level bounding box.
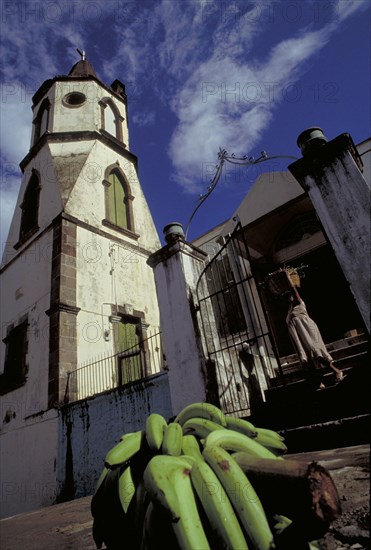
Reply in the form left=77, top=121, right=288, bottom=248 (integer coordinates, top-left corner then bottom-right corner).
left=233, top=453, right=342, bottom=539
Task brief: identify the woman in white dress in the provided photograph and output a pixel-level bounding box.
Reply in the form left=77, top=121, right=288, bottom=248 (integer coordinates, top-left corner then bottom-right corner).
left=285, top=273, right=344, bottom=388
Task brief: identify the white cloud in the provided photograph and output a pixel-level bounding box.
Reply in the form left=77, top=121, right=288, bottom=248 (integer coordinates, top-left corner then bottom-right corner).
left=132, top=111, right=156, bottom=127
left=166, top=0, right=368, bottom=193
left=0, top=85, right=32, bottom=165
left=334, top=0, right=367, bottom=23
left=0, top=0, right=368, bottom=248
left=0, top=7, right=86, bottom=244
left=0, top=175, right=21, bottom=245
left=0, top=87, right=30, bottom=246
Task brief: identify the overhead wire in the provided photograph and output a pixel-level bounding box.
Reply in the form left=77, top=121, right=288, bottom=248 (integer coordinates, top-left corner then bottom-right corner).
left=185, top=149, right=299, bottom=240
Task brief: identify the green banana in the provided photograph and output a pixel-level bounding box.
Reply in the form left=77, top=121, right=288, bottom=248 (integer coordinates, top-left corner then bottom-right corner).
left=118, top=464, right=136, bottom=513
left=174, top=402, right=227, bottom=427
left=141, top=500, right=155, bottom=550
left=92, top=407, right=295, bottom=548
left=272, top=514, right=293, bottom=535
left=162, top=422, right=183, bottom=456
left=254, top=432, right=288, bottom=455
left=93, top=466, right=128, bottom=549
left=190, top=452, right=249, bottom=549
left=205, top=428, right=279, bottom=459
left=142, top=500, right=179, bottom=550
left=104, top=430, right=144, bottom=468
left=203, top=445, right=275, bottom=550
left=94, top=466, right=109, bottom=493
left=182, top=417, right=226, bottom=439
left=92, top=516, right=105, bottom=550
left=255, top=427, right=285, bottom=442
left=143, top=454, right=210, bottom=549
left=181, top=434, right=204, bottom=461
left=126, top=480, right=150, bottom=549
left=145, top=413, right=168, bottom=451
left=226, top=416, right=258, bottom=438
left=91, top=466, right=109, bottom=520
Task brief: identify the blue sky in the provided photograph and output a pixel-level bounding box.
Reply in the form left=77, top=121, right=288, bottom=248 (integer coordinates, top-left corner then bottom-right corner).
left=1, top=0, right=370, bottom=245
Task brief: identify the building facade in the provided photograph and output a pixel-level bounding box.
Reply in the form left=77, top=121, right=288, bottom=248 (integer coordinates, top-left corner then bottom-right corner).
left=0, top=58, right=161, bottom=517
left=193, top=132, right=369, bottom=374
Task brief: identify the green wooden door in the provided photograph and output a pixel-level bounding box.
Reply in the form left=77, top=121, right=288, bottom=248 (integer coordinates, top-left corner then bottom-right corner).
left=117, top=320, right=142, bottom=384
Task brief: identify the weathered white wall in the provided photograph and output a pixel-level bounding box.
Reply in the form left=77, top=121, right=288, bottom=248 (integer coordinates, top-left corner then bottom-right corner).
left=32, top=80, right=129, bottom=147
left=75, top=225, right=161, bottom=366
left=0, top=230, right=54, bottom=519
left=356, top=138, right=370, bottom=187
left=149, top=241, right=210, bottom=416
left=0, top=230, right=53, bottom=413
left=65, top=135, right=162, bottom=372
left=194, top=140, right=368, bottom=251
left=289, top=137, right=370, bottom=334
left=222, top=171, right=304, bottom=235
left=57, top=372, right=171, bottom=500
left=2, top=146, right=64, bottom=253
left=65, top=140, right=160, bottom=251
left=0, top=67, right=161, bottom=520
left=0, top=410, right=58, bottom=519
left=301, top=153, right=370, bottom=332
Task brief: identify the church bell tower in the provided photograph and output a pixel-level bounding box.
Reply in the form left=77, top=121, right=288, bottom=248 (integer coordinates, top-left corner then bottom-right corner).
left=0, top=54, right=161, bottom=517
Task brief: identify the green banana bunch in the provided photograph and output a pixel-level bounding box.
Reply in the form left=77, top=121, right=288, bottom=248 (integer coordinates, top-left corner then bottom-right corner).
left=94, top=466, right=108, bottom=493
left=141, top=499, right=179, bottom=549
left=189, top=452, right=249, bottom=549
left=225, top=415, right=258, bottom=438
left=205, top=427, right=279, bottom=459
left=253, top=431, right=288, bottom=456
left=181, top=434, right=203, bottom=461
left=91, top=466, right=128, bottom=550
left=182, top=417, right=226, bottom=439
left=143, top=454, right=210, bottom=549
left=162, top=421, right=183, bottom=456
left=203, top=445, right=275, bottom=550
left=174, top=401, right=227, bottom=427
left=127, top=480, right=150, bottom=549
left=104, top=430, right=144, bottom=468
left=146, top=413, right=168, bottom=451
left=92, top=401, right=334, bottom=550
left=254, top=427, right=285, bottom=442
left=118, top=465, right=135, bottom=513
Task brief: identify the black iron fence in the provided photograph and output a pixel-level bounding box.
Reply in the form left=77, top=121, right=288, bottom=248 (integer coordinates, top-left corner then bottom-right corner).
left=196, top=223, right=282, bottom=417
left=65, top=331, right=165, bottom=403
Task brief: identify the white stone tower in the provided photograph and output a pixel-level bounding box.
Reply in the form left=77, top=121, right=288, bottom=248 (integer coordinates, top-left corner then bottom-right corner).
left=0, top=55, right=161, bottom=517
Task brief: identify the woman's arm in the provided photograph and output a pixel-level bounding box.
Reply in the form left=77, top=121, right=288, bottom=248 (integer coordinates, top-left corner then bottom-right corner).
left=286, top=271, right=302, bottom=304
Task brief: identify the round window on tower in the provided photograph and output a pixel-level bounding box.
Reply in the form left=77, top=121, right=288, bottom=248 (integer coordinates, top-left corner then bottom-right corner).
left=63, top=92, right=86, bottom=107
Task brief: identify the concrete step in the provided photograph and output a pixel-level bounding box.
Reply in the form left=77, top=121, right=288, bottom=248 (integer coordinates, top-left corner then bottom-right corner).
left=279, top=337, right=368, bottom=368
left=278, top=414, right=370, bottom=453
left=272, top=338, right=369, bottom=388
left=254, top=360, right=369, bottom=435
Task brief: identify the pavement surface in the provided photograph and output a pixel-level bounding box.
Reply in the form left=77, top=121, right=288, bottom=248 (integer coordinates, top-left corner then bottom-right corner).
left=0, top=444, right=369, bottom=550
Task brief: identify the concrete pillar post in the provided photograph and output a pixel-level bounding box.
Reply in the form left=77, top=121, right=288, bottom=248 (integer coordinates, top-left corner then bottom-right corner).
left=147, top=228, right=216, bottom=416
left=289, top=130, right=370, bottom=334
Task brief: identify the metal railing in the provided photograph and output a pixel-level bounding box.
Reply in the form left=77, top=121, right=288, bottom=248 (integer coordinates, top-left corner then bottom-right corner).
left=65, top=331, right=165, bottom=403
left=196, top=223, right=282, bottom=417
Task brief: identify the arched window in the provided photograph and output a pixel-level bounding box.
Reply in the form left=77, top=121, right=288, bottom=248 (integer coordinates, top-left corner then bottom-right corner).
left=100, top=98, right=124, bottom=141
left=103, top=166, right=135, bottom=234
left=105, top=103, right=116, bottom=136
left=33, top=99, right=50, bottom=144
left=19, top=171, right=40, bottom=240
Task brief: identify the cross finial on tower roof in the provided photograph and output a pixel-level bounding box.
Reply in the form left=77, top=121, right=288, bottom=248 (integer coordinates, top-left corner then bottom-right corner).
left=76, top=48, right=86, bottom=61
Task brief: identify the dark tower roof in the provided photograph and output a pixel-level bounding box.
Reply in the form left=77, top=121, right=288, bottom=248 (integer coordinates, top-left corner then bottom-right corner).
left=68, top=59, right=97, bottom=78
left=32, top=56, right=126, bottom=106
